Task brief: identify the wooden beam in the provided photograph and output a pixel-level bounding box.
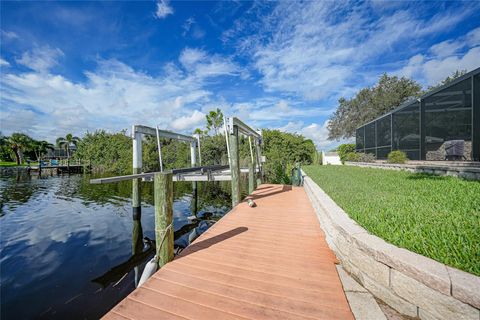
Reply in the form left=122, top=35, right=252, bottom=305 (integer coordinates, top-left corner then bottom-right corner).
left=154, top=173, right=174, bottom=268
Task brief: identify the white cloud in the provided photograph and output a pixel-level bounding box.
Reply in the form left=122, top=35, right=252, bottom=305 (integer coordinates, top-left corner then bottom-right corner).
left=179, top=48, right=239, bottom=78
left=1, top=29, right=18, bottom=40
left=466, top=27, right=480, bottom=47
left=182, top=17, right=205, bottom=39
left=211, top=98, right=335, bottom=126
left=16, top=46, right=64, bottom=72
left=182, top=17, right=195, bottom=36
left=225, top=1, right=478, bottom=101
left=428, top=27, right=480, bottom=59
left=179, top=48, right=205, bottom=67
left=277, top=120, right=353, bottom=150
left=421, top=47, right=480, bottom=84
left=0, top=45, right=248, bottom=141
left=0, top=57, right=9, bottom=66
left=191, top=28, right=206, bottom=40
left=155, top=0, right=173, bottom=19
left=1, top=56, right=214, bottom=140
left=171, top=110, right=205, bottom=130
left=430, top=40, right=464, bottom=58
left=396, top=26, right=480, bottom=86
left=276, top=100, right=288, bottom=112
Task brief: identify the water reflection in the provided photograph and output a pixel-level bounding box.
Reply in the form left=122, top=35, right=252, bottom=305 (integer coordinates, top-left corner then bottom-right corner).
left=91, top=195, right=224, bottom=290
left=0, top=172, right=239, bottom=319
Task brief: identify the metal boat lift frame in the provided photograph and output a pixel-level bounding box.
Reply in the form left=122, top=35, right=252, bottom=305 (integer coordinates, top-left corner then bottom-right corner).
left=91, top=118, right=262, bottom=185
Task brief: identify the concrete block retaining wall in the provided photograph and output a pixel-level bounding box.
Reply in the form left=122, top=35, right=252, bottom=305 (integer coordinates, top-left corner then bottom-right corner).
left=345, top=161, right=480, bottom=180
left=303, top=174, right=480, bottom=320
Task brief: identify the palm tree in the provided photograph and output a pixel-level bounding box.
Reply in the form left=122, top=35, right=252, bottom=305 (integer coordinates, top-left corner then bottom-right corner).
left=206, top=108, right=224, bottom=135
left=32, top=140, right=55, bottom=162
left=7, top=133, right=32, bottom=165
left=56, top=133, right=80, bottom=170
left=193, top=128, right=208, bottom=136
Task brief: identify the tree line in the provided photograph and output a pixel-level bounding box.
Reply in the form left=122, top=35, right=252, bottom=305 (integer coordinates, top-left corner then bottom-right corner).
left=73, top=110, right=317, bottom=183
left=0, top=132, right=80, bottom=165
left=2, top=110, right=317, bottom=183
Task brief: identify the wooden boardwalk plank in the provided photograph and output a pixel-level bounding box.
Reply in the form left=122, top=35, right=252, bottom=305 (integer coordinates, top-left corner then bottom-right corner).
left=104, top=184, right=354, bottom=320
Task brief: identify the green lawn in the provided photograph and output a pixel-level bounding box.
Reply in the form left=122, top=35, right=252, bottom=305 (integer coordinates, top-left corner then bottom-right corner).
left=0, top=161, right=39, bottom=167
left=0, top=161, right=21, bottom=167
left=303, top=165, right=480, bottom=276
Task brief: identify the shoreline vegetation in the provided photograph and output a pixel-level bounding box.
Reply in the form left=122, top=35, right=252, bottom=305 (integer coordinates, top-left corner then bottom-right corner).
left=304, top=165, right=480, bottom=276
left=72, top=128, right=318, bottom=184
left=1, top=111, right=319, bottom=183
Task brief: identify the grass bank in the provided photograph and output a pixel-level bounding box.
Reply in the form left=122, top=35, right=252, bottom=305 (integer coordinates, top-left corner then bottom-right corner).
left=0, top=161, right=19, bottom=167
left=303, top=165, right=480, bottom=276
left=0, top=161, right=39, bottom=167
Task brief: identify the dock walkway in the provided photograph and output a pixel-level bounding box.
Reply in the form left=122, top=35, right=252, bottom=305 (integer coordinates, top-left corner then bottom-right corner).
left=105, top=184, right=354, bottom=320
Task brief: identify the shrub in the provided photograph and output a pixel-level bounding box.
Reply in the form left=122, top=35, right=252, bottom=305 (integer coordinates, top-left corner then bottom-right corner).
left=357, top=153, right=376, bottom=162
left=388, top=150, right=408, bottom=164
left=343, top=152, right=375, bottom=163
left=344, top=152, right=360, bottom=162
left=345, top=152, right=375, bottom=162
left=337, top=143, right=356, bottom=162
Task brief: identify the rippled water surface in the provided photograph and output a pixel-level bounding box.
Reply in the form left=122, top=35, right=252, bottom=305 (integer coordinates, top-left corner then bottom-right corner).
left=0, top=170, right=238, bottom=319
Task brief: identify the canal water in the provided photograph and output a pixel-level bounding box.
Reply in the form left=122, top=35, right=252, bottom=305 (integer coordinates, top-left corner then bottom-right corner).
left=0, top=171, right=245, bottom=319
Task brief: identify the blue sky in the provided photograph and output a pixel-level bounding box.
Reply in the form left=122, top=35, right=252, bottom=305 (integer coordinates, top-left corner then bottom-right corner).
left=1, top=1, right=479, bottom=149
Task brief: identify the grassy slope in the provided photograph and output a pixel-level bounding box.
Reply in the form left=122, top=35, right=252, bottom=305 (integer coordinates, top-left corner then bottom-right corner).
left=303, top=165, right=480, bottom=276
left=0, top=161, right=39, bottom=167
left=0, top=161, right=21, bottom=167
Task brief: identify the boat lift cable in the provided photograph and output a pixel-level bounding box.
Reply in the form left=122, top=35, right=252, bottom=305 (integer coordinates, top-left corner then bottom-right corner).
left=248, top=136, right=254, bottom=164
left=155, top=125, right=164, bottom=172
left=223, top=117, right=231, bottom=169
left=196, top=134, right=202, bottom=166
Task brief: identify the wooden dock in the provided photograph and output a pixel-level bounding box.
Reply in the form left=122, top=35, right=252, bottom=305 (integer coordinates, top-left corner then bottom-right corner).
left=28, top=164, right=86, bottom=174
left=104, top=184, right=354, bottom=320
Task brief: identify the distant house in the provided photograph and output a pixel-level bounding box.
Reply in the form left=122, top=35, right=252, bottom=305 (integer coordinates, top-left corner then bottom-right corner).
left=45, top=145, right=77, bottom=159
left=322, top=151, right=341, bottom=165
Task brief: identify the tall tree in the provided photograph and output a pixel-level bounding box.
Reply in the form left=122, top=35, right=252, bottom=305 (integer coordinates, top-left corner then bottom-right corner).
left=56, top=133, right=81, bottom=168
left=0, top=132, right=12, bottom=161
left=205, top=108, right=224, bottom=135
left=327, top=74, right=422, bottom=140
left=193, top=128, right=207, bottom=136
left=6, top=133, right=32, bottom=165
left=32, top=140, right=55, bottom=161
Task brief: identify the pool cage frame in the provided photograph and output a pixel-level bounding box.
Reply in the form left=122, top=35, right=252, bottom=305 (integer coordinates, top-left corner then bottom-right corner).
left=355, top=67, right=480, bottom=161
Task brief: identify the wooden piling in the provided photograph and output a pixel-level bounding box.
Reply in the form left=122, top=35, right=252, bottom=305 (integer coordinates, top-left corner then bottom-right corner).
left=132, top=214, right=144, bottom=287
left=228, top=125, right=241, bottom=206
left=154, top=172, right=174, bottom=268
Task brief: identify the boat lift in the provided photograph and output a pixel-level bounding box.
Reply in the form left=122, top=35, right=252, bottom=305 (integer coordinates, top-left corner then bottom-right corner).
left=90, top=117, right=264, bottom=209
left=89, top=117, right=263, bottom=287
left=90, top=117, right=262, bottom=185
